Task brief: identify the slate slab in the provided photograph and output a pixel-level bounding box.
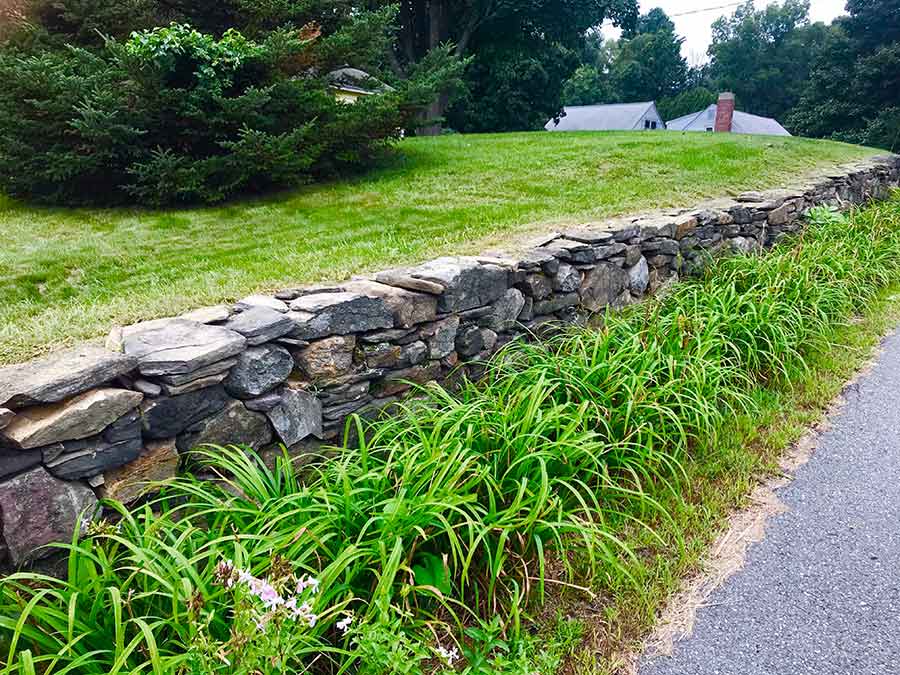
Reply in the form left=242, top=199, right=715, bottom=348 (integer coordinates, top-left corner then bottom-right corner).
left=0, top=447, right=42, bottom=480
left=289, top=292, right=393, bottom=339
left=223, top=306, right=295, bottom=345
left=392, top=258, right=509, bottom=313
left=124, top=319, right=246, bottom=377
left=140, top=385, right=231, bottom=439
left=0, top=345, right=137, bottom=410
left=343, top=280, right=438, bottom=328
left=225, top=345, right=294, bottom=398
left=176, top=400, right=273, bottom=453
left=265, top=388, right=323, bottom=446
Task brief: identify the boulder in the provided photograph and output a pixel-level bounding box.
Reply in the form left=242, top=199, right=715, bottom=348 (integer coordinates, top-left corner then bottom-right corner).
left=177, top=400, right=273, bottom=453
left=266, top=388, right=323, bottom=446
left=289, top=292, right=393, bottom=339
left=343, top=280, right=438, bottom=328
left=223, top=306, right=295, bottom=346
left=295, top=336, right=356, bottom=380
left=140, top=385, right=231, bottom=439
left=0, top=345, right=137, bottom=410
left=1, top=388, right=142, bottom=450
left=580, top=263, right=630, bottom=312
left=627, top=257, right=650, bottom=295
left=101, top=438, right=179, bottom=504
left=391, top=258, right=508, bottom=313
left=0, top=467, right=97, bottom=565
left=420, top=316, right=460, bottom=359
left=224, top=345, right=293, bottom=398
left=124, top=319, right=246, bottom=377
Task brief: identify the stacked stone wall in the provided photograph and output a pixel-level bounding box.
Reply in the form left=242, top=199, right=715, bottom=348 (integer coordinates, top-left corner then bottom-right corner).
left=2, top=155, right=898, bottom=567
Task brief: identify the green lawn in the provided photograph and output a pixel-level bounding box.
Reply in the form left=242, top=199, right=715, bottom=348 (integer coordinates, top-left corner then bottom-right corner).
left=0, top=130, right=878, bottom=364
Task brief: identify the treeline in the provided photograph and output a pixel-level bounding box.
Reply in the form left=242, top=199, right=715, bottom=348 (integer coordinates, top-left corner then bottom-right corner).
left=556, top=0, right=899, bottom=150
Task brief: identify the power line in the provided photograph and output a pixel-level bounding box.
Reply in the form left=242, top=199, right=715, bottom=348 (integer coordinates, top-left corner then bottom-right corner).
left=669, top=2, right=743, bottom=18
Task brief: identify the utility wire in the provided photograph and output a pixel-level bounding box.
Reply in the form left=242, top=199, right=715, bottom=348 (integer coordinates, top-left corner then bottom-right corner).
left=669, top=2, right=743, bottom=18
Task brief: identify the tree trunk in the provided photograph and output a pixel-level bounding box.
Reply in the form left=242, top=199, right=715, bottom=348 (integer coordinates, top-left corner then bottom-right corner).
left=416, top=0, right=448, bottom=136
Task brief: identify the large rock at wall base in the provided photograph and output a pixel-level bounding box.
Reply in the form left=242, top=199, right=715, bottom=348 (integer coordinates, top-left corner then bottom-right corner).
left=1, top=388, right=143, bottom=450
left=101, top=438, right=179, bottom=504
left=580, top=263, right=630, bottom=313
left=0, top=447, right=42, bottom=480
left=176, top=400, right=273, bottom=453
left=265, top=388, right=323, bottom=446
left=124, top=319, right=247, bottom=377
left=394, top=258, right=509, bottom=313
left=455, top=325, right=484, bottom=357
left=223, top=306, right=296, bottom=346
left=289, top=292, right=394, bottom=339
left=140, top=385, right=231, bottom=439
left=521, top=273, right=553, bottom=300
left=295, top=336, right=356, bottom=380
left=343, top=280, right=438, bottom=328
left=627, top=258, right=650, bottom=296
left=420, top=316, right=461, bottom=360
left=486, top=289, right=527, bottom=332
left=0, top=345, right=137, bottom=410
left=0, top=467, right=97, bottom=565
left=224, top=345, right=293, bottom=398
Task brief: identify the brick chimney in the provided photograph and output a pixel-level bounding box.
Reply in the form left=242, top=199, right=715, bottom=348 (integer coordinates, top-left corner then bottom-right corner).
left=714, top=92, right=735, bottom=133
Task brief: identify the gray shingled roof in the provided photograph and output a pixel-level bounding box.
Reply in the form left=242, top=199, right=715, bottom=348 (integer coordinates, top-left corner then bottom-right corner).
left=546, top=102, right=658, bottom=132
left=667, top=104, right=790, bottom=136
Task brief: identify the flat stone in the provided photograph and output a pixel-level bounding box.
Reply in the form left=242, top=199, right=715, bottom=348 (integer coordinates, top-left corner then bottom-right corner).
left=533, top=292, right=580, bottom=315
left=481, top=329, right=499, bottom=353
left=223, top=306, right=295, bottom=346
left=594, top=243, right=628, bottom=260
left=420, top=316, right=460, bottom=359
left=768, top=202, right=793, bottom=225
left=641, top=238, right=680, bottom=256
left=0, top=447, right=42, bottom=480
left=266, top=388, right=323, bottom=446
left=627, top=258, right=650, bottom=295
left=236, top=295, right=289, bottom=313
left=0, top=467, right=97, bottom=565
left=177, top=400, right=273, bottom=453
left=140, top=385, right=231, bottom=439
left=244, top=392, right=283, bottom=412
left=180, top=305, right=232, bottom=324
left=553, top=264, right=582, bottom=293
left=363, top=343, right=403, bottom=369
left=0, top=408, right=13, bottom=430
left=159, top=373, right=229, bottom=396
left=0, top=345, right=137, bottom=410
left=224, top=345, right=293, bottom=399
left=343, top=280, right=438, bottom=328
left=289, top=292, right=393, bottom=339
left=159, top=358, right=237, bottom=386
left=624, top=245, right=642, bottom=266
left=295, top=336, right=356, bottom=380
left=519, top=249, right=560, bottom=275
left=124, top=319, right=246, bottom=377
left=563, top=229, right=615, bottom=244
left=487, top=289, right=526, bottom=332
left=1, top=388, right=142, bottom=450
left=101, top=438, right=179, bottom=504
left=372, top=362, right=442, bottom=397
left=543, top=239, right=596, bottom=264
left=580, top=263, right=630, bottom=312
left=133, top=379, right=162, bottom=397
left=42, top=431, right=143, bottom=481
left=374, top=270, right=445, bottom=295
left=394, top=258, right=508, bottom=313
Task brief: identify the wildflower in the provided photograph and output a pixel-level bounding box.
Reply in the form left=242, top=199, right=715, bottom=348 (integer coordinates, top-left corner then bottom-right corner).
left=291, top=601, right=318, bottom=627
left=296, top=574, right=320, bottom=594
left=214, top=559, right=238, bottom=588
left=254, top=581, right=284, bottom=610
left=436, top=645, right=459, bottom=665
left=336, top=614, right=353, bottom=634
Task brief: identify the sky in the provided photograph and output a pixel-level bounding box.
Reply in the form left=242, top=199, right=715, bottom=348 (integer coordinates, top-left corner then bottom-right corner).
left=602, top=0, right=849, bottom=65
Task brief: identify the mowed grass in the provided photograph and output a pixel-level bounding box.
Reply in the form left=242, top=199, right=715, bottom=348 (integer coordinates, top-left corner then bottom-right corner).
left=0, top=130, right=877, bottom=364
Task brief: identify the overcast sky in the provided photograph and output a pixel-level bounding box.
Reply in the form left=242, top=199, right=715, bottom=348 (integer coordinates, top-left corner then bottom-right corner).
left=602, top=0, right=848, bottom=65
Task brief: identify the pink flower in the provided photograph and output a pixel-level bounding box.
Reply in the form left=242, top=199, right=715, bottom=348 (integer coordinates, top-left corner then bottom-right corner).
left=336, top=614, right=353, bottom=634
left=296, top=574, right=320, bottom=594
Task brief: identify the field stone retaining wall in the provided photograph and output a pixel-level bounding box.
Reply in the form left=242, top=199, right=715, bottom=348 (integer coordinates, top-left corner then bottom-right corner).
left=2, top=155, right=899, bottom=567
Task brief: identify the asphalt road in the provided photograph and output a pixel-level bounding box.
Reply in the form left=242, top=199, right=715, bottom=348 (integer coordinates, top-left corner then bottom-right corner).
left=640, top=328, right=900, bottom=675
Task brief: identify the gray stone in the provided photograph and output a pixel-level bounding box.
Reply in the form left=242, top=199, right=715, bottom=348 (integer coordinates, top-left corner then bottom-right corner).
left=0, top=345, right=137, bottom=410
left=159, top=358, right=237, bottom=387
left=394, top=258, right=508, bottom=313
left=373, top=362, right=442, bottom=397
left=236, top=295, right=289, bottom=313
left=0, top=408, right=12, bottom=430
left=373, top=270, right=445, bottom=295
left=42, top=431, right=143, bottom=481
left=533, top=293, right=580, bottom=315
left=140, top=385, right=231, bottom=439
left=266, top=388, right=323, bottom=446
left=160, top=373, right=229, bottom=396
left=0, top=447, right=42, bottom=480
left=627, top=257, right=650, bottom=295
left=641, top=238, right=680, bottom=256
left=244, top=392, right=283, bottom=412
left=519, top=296, right=535, bottom=322
left=180, top=305, right=232, bottom=324
left=768, top=202, right=793, bottom=225
left=177, top=400, right=273, bottom=453
left=358, top=327, right=418, bottom=344
left=103, top=409, right=141, bottom=444
left=1, top=388, right=143, bottom=450
left=481, top=329, right=499, bottom=353
left=522, top=273, right=553, bottom=300
left=580, top=263, right=630, bottom=312
left=323, top=398, right=372, bottom=421
left=225, top=345, right=293, bottom=398
left=124, top=319, right=246, bottom=377
left=563, top=229, right=615, bottom=244
left=487, top=288, right=527, bottom=332
left=101, top=438, right=179, bottom=504
left=343, top=280, right=438, bottom=328
left=553, top=264, right=582, bottom=293
left=294, top=336, right=356, bottom=380
left=519, top=249, right=560, bottom=275
left=456, top=325, right=484, bottom=357
left=0, top=467, right=97, bottom=565
left=594, top=243, right=628, bottom=260
left=223, top=306, right=295, bottom=346
left=289, top=292, right=393, bottom=339
left=420, top=316, right=460, bottom=359
left=624, top=245, right=642, bottom=267
left=543, top=239, right=596, bottom=265
left=133, top=379, right=162, bottom=397
left=402, top=341, right=429, bottom=366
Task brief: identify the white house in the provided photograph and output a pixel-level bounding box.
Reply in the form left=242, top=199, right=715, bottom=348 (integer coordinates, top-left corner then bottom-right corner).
left=667, top=92, right=791, bottom=136
left=546, top=101, right=665, bottom=132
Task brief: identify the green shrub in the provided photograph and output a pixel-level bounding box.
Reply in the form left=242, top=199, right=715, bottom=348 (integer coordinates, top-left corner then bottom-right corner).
left=3, top=198, right=900, bottom=673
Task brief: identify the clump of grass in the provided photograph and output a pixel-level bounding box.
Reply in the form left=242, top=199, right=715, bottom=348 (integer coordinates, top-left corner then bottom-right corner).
left=3, top=196, right=900, bottom=674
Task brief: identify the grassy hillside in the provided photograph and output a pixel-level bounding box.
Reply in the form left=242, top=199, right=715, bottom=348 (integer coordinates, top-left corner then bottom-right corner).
left=0, top=130, right=878, bottom=364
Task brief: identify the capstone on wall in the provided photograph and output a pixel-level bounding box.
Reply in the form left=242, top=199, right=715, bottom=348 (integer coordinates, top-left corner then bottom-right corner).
left=1, top=155, right=898, bottom=567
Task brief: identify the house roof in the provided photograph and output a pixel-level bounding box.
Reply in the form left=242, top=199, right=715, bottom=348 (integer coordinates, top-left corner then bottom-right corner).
left=545, top=102, right=661, bottom=132
left=667, top=104, right=791, bottom=136
left=326, top=67, right=393, bottom=95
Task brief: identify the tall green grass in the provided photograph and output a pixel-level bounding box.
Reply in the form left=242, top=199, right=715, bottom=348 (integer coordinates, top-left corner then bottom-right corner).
left=3, top=195, right=900, bottom=674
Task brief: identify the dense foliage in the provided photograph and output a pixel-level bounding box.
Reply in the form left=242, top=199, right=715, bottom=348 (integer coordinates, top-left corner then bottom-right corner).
left=4, top=197, right=900, bottom=673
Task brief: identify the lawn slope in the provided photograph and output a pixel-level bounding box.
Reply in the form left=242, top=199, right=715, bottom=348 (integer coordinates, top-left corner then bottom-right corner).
left=0, top=131, right=877, bottom=363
